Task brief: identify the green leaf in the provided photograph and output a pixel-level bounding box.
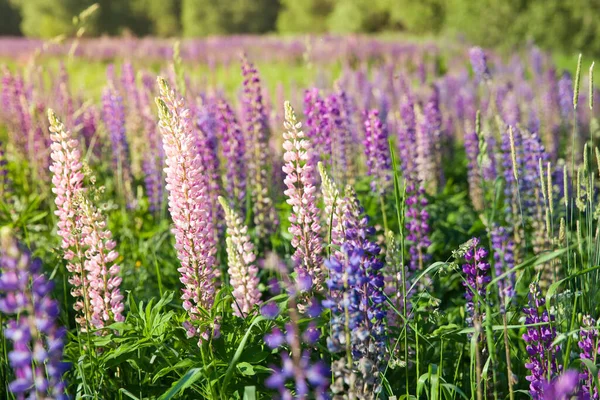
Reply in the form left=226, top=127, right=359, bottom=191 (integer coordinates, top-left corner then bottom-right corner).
left=158, top=367, right=204, bottom=400
left=237, top=362, right=255, bottom=376
left=243, top=386, right=256, bottom=400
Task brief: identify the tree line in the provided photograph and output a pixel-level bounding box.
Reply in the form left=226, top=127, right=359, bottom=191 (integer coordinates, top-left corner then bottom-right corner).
left=1, top=0, right=598, bottom=55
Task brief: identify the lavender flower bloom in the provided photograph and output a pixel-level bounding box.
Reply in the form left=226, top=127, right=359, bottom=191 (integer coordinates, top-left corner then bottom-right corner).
left=318, top=162, right=345, bottom=258
left=325, top=186, right=386, bottom=397
left=216, top=98, right=246, bottom=212
left=464, top=124, right=484, bottom=211
left=469, top=47, right=491, bottom=83
left=265, top=349, right=330, bottom=399
left=0, top=228, right=69, bottom=399
left=462, top=238, right=491, bottom=325
left=522, top=130, right=549, bottom=214
left=406, top=184, right=431, bottom=272
left=415, top=108, right=437, bottom=194
left=397, top=95, right=417, bottom=181
left=325, top=93, right=350, bottom=183
left=558, top=72, right=574, bottom=121
left=523, top=283, right=560, bottom=399
left=282, top=101, right=323, bottom=287
left=155, top=78, right=219, bottom=343
left=490, top=226, right=515, bottom=312
left=219, top=197, right=261, bottom=318
left=541, top=370, right=580, bottom=400
left=363, top=109, right=391, bottom=194
left=303, top=88, right=328, bottom=168
left=241, top=55, right=278, bottom=241
left=102, top=82, right=133, bottom=205
left=578, top=316, right=599, bottom=399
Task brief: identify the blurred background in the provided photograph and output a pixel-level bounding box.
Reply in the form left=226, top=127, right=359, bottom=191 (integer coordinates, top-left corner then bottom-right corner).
left=0, top=0, right=598, bottom=56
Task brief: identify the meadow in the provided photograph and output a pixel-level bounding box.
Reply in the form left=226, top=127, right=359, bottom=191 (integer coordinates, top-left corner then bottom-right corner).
left=0, top=35, right=596, bottom=399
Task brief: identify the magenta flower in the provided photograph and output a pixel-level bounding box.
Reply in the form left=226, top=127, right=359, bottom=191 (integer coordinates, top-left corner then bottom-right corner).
left=282, top=101, right=324, bottom=288
left=219, top=197, right=261, bottom=318
left=155, top=77, right=219, bottom=342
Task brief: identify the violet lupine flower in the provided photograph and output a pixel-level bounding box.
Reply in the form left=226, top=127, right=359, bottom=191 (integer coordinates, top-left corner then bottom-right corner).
left=541, top=370, right=580, bottom=400
left=216, top=98, right=246, bottom=212
left=578, top=316, right=599, bottom=399
left=325, top=93, right=349, bottom=184
left=415, top=108, right=437, bottom=194
left=558, top=72, right=574, bottom=122
left=363, top=109, right=391, bottom=194
left=523, top=283, right=560, bottom=399
left=0, top=229, right=70, bottom=400
left=464, top=124, right=484, bottom=211
left=101, top=82, right=134, bottom=206
left=48, top=109, right=90, bottom=329
left=424, top=85, right=445, bottom=189
left=490, top=226, right=515, bottom=312
left=384, top=231, right=411, bottom=327
left=282, top=101, right=323, bottom=287
left=406, top=184, right=431, bottom=272
left=469, top=47, right=491, bottom=83
left=462, top=238, right=491, bottom=326
left=303, top=88, right=328, bottom=168
left=240, top=55, right=278, bottom=241
left=0, top=140, right=9, bottom=198
left=521, top=130, right=549, bottom=216
left=219, top=197, right=261, bottom=318
left=397, top=95, right=417, bottom=181
left=325, top=186, right=387, bottom=397
left=156, top=77, right=219, bottom=343
left=139, top=85, right=164, bottom=213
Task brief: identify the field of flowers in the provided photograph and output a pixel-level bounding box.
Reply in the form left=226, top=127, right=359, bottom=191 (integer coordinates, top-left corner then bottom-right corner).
left=0, top=35, right=597, bottom=399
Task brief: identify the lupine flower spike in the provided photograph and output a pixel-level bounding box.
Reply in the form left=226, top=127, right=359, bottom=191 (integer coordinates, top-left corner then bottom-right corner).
left=155, top=77, right=219, bottom=343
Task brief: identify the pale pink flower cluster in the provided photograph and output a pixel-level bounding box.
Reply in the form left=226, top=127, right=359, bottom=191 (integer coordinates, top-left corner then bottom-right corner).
left=282, top=101, right=323, bottom=286
left=155, top=78, right=218, bottom=339
left=318, top=162, right=345, bottom=259
left=219, top=197, right=261, bottom=318
left=48, top=109, right=124, bottom=330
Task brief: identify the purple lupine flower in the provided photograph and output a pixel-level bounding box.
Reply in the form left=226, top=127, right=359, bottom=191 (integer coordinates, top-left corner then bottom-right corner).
left=490, top=225, right=515, bottom=312
left=325, top=185, right=387, bottom=397
left=241, top=55, right=278, bottom=241
left=139, top=83, right=164, bottom=213
left=282, top=101, right=323, bottom=288
left=424, top=85, right=445, bottom=188
left=415, top=108, right=437, bottom=194
left=541, top=370, right=580, bottom=400
left=318, top=162, right=345, bottom=259
left=578, top=316, right=599, bottom=399
left=219, top=197, right=261, bottom=318
left=216, top=98, right=246, bottom=212
left=398, top=94, right=417, bottom=181
left=558, top=72, right=574, bottom=122
left=462, top=238, right=491, bottom=326
left=384, top=231, right=411, bottom=327
left=363, top=109, right=391, bottom=194
left=303, top=88, right=328, bottom=168
left=0, top=228, right=69, bottom=399
left=102, top=80, right=134, bottom=206
left=501, top=91, right=521, bottom=127
left=469, top=47, right=491, bottom=83
left=406, top=184, right=431, bottom=272
left=523, top=283, right=560, bottom=399
left=464, top=123, right=484, bottom=210
left=325, top=93, right=349, bottom=183
left=194, top=100, right=222, bottom=240
left=156, top=78, right=219, bottom=344
left=521, top=129, right=549, bottom=214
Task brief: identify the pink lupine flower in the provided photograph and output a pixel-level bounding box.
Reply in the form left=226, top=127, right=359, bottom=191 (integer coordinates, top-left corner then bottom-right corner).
left=48, top=109, right=125, bottom=330
left=80, top=200, right=125, bottom=328
left=318, top=162, right=345, bottom=259
left=48, top=109, right=90, bottom=329
left=219, top=197, right=261, bottom=318
left=282, top=101, right=323, bottom=287
left=155, top=77, right=219, bottom=341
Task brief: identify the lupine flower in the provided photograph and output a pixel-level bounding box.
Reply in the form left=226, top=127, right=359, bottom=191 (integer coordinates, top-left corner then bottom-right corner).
left=578, top=316, right=599, bottom=399
left=101, top=81, right=133, bottom=206
left=541, top=370, right=580, bottom=400
left=325, top=93, right=350, bottom=184
left=415, top=108, right=437, bottom=194
left=464, top=123, right=484, bottom=210
left=48, top=109, right=125, bottom=330
left=325, top=186, right=387, bottom=397
left=79, top=196, right=125, bottom=328
left=241, top=55, right=278, bottom=241
left=469, top=47, right=491, bottom=82
left=219, top=196, right=261, bottom=318
left=363, top=108, right=391, bottom=194
left=48, top=109, right=90, bottom=328
left=155, top=77, right=219, bottom=343
left=282, top=101, right=323, bottom=287
left=523, top=283, right=560, bottom=399
left=384, top=231, right=411, bottom=327
left=406, top=184, right=431, bottom=272
left=490, top=225, right=515, bottom=312
left=462, top=237, right=491, bottom=326
left=0, top=228, right=69, bottom=399
left=303, top=88, right=328, bottom=168
left=216, top=98, right=246, bottom=212
left=558, top=72, right=574, bottom=122
left=397, top=95, right=417, bottom=181
left=139, top=84, right=163, bottom=213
